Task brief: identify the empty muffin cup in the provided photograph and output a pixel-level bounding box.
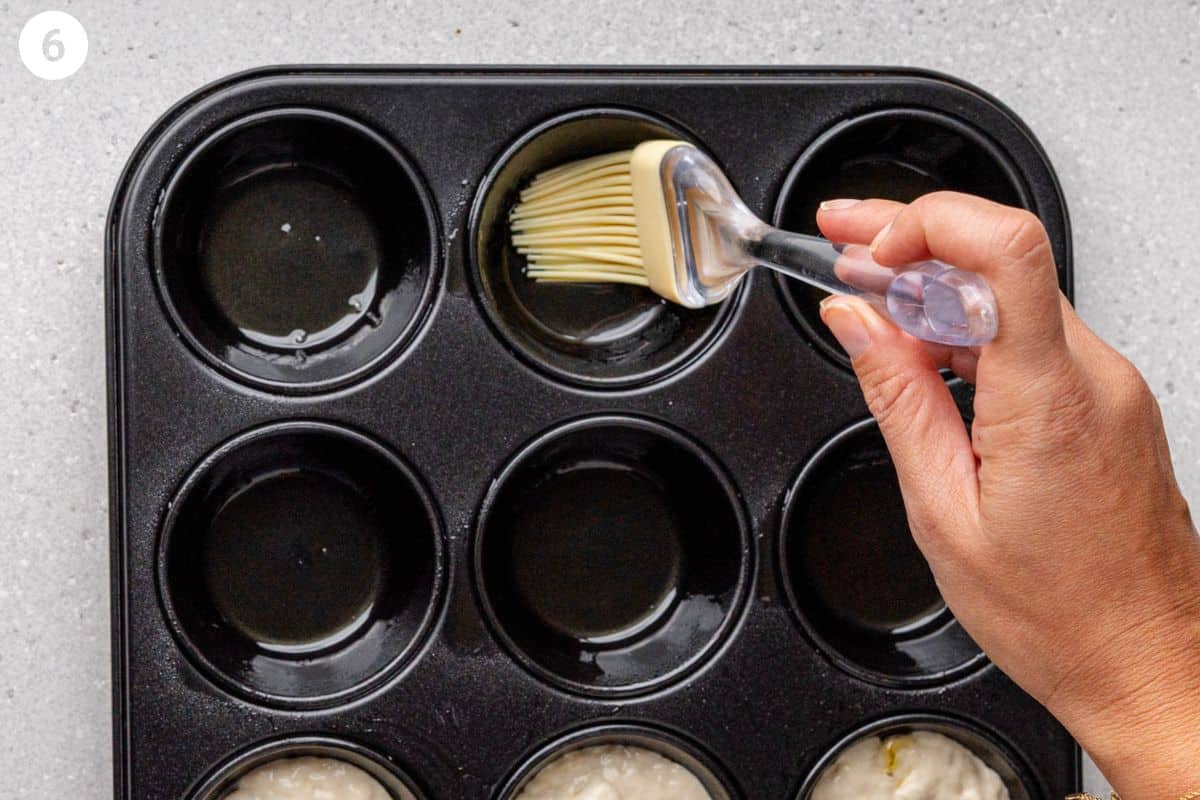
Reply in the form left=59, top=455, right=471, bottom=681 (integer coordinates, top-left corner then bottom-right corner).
left=158, top=421, right=444, bottom=707
left=773, top=108, right=1029, bottom=368
left=475, top=416, right=749, bottom=695
left=155, top=108, right=438, bottom=391
left=188, top=736, right=424, bottom=800
left=496, top=723, right=737, bottom=800
left=797, top=714, right=1038, bottom=800
left=470, top=108, right=739, bottom=388
left=780, top=418, right=985, bottom=686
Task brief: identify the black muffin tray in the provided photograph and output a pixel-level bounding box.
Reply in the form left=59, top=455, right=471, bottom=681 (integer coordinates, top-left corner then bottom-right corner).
left=107, top=67, right=1075, bottom=800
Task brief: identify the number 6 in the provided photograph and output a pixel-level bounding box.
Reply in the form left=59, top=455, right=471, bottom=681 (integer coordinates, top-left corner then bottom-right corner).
left=42, top=28, right=64, bottom=62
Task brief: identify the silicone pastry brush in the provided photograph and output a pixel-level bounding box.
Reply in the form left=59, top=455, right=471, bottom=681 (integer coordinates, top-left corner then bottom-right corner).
left=509, top=140, right=998, bottom=346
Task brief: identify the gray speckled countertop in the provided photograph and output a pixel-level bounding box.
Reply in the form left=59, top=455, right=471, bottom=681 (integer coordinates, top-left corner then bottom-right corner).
left=1, top=0, right=1195, bottom=795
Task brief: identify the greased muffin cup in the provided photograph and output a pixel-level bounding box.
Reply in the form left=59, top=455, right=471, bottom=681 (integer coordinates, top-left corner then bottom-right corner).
left=109, top=68, right=1076, bottom=800
left=157, top=421, right=445, bottom=708
left=155, top=107, right=439, bottom=392
left=772, top=107, right=1036, bottom=369
left=470, top=107, right=740, bottom=388
left=779, top=417, right=986, bottom=686
left=475, top=415, right=750, bottom=696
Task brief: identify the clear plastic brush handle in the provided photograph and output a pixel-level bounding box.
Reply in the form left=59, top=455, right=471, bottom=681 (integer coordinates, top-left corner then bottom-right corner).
left=750, top=231, right=998, bottom=347
left=658, top=142, right=998, bottom=347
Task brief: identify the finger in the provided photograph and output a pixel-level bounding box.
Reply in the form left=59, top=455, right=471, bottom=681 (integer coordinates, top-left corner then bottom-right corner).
left=923, top=342, right=980, bottom=384
left=869, top=191, right=1070, bottom=382
left=833, top=244, right=894, bottom=295
left=816, top=198, right=907, bottom=244
left=819, top=295, right=978, bottom=549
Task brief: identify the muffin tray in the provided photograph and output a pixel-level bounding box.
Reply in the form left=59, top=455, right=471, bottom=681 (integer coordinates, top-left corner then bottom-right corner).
left=106, top=67, right=1076, bottom=799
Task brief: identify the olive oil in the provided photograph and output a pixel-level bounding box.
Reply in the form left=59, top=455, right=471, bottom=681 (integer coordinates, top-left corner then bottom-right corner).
left=197, top=167, right=381, bottom=352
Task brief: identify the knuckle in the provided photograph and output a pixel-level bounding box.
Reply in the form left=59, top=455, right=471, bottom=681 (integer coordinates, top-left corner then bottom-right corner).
left=907, top=191, right=958, bottom=221
left=916, top=189, right=962, bottom=206
left=1110, top=361, right=1158, bottom=423
left=907, top=500, right=976, bottom=563
left=905, top=503, right=946, bottom=543
left=991, top=209, right=1052, bottom=267
left=1172, top=494, right=1196, bottom=532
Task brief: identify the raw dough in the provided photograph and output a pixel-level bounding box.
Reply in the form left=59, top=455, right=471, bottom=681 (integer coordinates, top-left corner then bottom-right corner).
left=812, top=730, right=1009, bottom=800
left=225, top=756, right=392, bottom=800
left=515, top=744, right=713, bottom=800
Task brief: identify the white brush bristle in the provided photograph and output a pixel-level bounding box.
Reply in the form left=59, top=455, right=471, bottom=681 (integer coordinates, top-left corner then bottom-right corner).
left=508, top=149, right=650, bottom=287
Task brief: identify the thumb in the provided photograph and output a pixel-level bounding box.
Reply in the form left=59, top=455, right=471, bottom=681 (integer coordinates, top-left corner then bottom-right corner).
left=819, top=295, right=979, bottom=546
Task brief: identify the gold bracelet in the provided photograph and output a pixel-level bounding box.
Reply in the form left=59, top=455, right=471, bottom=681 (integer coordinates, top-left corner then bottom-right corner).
left=1068, top=791, right=1200, bottom=800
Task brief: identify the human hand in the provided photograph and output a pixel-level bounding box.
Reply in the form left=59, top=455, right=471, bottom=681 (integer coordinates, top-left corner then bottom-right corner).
left=816, top=193, right=1200, bottom=800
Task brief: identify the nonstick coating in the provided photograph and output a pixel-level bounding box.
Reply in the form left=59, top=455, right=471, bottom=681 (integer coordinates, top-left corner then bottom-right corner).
left=107, top=67, right=1077, bottom=800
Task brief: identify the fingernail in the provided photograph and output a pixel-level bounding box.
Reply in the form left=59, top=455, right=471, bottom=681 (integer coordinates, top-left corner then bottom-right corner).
left=819, top=299, right=871, bottom=358
left=819, top=198, right=861, bottom=212
left=869, top=221, right=893, bottom=254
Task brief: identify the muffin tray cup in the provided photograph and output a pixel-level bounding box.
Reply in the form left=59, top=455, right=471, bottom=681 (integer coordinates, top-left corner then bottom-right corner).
left=107, top=66, right=1075, bottom=800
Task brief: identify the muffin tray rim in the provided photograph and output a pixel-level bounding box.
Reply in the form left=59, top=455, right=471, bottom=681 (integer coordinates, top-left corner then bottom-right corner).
left=107, top=65, right=1079, bottom=800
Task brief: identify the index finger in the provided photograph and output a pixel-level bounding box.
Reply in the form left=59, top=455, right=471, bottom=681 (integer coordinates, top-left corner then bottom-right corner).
left=869, top=191, right=1069, bottom=377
